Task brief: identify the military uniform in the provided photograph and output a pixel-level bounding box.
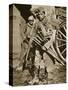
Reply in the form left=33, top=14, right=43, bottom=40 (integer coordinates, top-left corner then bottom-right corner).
left=30, top=11, right=53, bottom=84
left=22, top=21, right=37, bottom=78
left=27, top=20, right=47, bottom=84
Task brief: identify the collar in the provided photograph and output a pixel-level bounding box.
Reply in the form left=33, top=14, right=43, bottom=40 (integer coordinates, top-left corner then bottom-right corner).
left=27, top=23, right=33, bottom=28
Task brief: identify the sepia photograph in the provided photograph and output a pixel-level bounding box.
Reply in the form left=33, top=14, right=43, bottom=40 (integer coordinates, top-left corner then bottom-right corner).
left=9, top=4, right=66, bottom=86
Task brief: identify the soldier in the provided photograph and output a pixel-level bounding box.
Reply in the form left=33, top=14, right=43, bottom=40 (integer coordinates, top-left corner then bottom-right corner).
left=29, top=7, right=53, bottom=84
left=22, top=15, right=37, bottom=78
left=16, top=15, right=35, bottom=72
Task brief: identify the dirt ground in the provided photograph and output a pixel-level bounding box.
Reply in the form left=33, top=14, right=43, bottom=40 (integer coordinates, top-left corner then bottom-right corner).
left=12, top=53, right=66, bottom=86
left=13, top=65, right=66, bottom=86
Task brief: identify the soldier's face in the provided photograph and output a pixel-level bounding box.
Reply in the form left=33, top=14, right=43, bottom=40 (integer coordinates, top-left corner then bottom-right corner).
left=38, top=12, right=45, bottom=21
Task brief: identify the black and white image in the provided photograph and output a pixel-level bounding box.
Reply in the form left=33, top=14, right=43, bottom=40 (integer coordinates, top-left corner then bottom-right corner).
left=9, top=4, right=66, bottom=86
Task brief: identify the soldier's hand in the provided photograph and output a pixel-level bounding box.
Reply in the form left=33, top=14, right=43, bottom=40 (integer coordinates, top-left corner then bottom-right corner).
left=42, top=46, right=47, bottom=51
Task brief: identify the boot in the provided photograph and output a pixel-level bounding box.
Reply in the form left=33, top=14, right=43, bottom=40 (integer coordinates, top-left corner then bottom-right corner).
left=29, top=68, right=39, bottom=85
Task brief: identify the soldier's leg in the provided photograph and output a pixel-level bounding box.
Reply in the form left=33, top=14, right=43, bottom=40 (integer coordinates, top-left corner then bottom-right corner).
left=42, top=52, right=48, bottom=83
left=29, top=49, right=41, bottom=84
left=34, top=49, right=42, bottom=77
left=24, top=46, right=36, bottom=79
